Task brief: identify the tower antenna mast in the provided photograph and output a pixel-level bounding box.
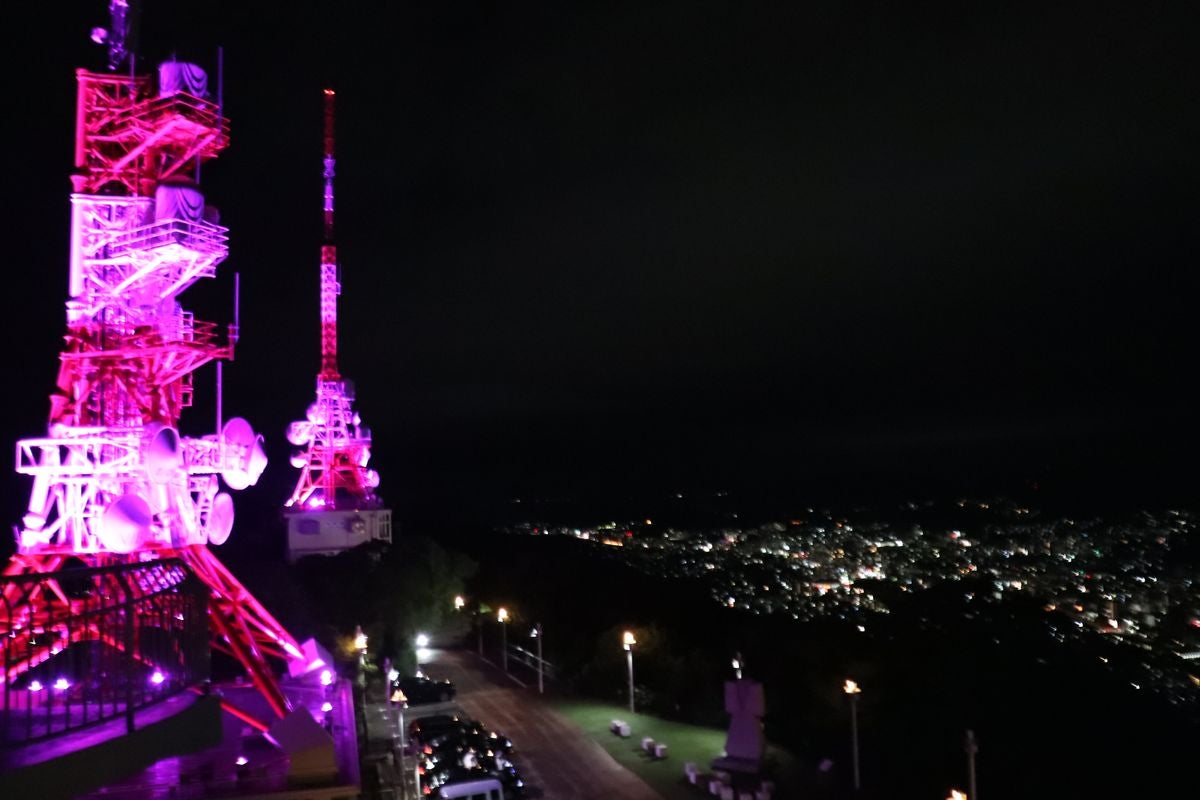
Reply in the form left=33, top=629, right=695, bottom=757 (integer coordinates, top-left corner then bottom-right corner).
left=284, top=90, right=392, bottom=562
left=320, top=89, right=339, bottom=380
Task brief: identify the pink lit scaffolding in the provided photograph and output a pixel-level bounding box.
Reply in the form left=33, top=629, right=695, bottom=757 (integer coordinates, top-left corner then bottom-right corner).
left=283, top=90, right=391, bottom=563
left=2, top=6, right=315, bottom=729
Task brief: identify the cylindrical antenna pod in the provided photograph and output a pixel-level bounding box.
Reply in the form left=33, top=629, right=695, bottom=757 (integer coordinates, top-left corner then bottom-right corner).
left=207, top=492, right=235, bottom=545
left=97, top=493, right=153, bottom=553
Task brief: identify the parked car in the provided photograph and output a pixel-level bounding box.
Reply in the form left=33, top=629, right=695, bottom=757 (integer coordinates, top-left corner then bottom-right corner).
left=410, top=713, right=467, bottom=742
left=392, top=674, right=456, bottom=705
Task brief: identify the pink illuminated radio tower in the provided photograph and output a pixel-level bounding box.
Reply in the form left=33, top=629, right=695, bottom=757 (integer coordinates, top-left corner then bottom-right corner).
left=283, top=90, right=392, bottom=563
left=2, top=5, right=318, bottom=724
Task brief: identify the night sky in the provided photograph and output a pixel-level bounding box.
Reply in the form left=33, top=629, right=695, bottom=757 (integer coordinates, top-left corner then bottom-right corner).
left=3, top=2, right=1198, bottom=528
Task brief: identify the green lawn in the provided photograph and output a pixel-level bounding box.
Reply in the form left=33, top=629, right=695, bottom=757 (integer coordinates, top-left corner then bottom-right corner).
left=555, top=700, right=799, bottom=800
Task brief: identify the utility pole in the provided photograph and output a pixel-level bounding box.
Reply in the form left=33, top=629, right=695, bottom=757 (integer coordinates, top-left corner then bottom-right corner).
left=965, top=729, right=978, bottom=800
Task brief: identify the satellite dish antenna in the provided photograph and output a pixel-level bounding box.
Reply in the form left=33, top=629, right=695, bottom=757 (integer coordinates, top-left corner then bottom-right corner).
left=207, top=492, right=235, bottom=545
left=306, top=403, right=327, bottom=425
left=97, top=493, right=153, bottom=553
left=221, top=417, right=268, bottom=490
left=286, top=421, right=313, bottom=446
left=144, top=424, right=182, bottom=484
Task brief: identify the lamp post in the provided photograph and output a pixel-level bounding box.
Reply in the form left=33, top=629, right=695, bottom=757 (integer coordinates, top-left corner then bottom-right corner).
left=498, top=607, right=509, bottom=672
left=390, top=687, right=408, bottom=747
left=843, top=679, right=862, bottom=791
left=531, top=624, right=544, bottom=694
left=623, top=631, right=637, bottom=714
left=965, top=730, right=978, bottom=800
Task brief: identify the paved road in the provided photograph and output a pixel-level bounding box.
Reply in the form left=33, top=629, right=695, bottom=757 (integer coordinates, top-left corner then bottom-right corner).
left=417, top=647, right=663, bottom=800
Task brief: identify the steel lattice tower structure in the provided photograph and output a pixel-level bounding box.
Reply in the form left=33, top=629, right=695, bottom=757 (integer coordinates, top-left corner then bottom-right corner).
left=2, top=3, right=317, bottom=725
left=283, top=90, right=391, bottom=563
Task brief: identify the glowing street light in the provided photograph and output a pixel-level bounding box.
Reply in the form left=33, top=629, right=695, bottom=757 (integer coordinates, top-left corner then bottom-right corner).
left=623, top=631, right=637, bottom=714
left=844, top=679, right=862, bottom=791
left=732, top=652, right=743, bottom=680
left=354, top=625, right=368, bottom=652
left=454, top=595, right=465, bottom=611
left=498, top=608, right=509, bottom=672
left=415, top=633, right=430, bottom=648
left=947, top=790, right=968, bottom=800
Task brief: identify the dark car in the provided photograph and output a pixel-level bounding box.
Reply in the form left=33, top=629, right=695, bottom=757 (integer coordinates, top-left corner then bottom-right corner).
left=409, top=713, right=467, bottom=743
left=392, top=674, right=456, bottom=705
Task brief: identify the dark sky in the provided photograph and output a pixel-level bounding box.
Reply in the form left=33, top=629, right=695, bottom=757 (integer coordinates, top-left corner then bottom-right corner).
left=3, top=1, right=1198, bottom=524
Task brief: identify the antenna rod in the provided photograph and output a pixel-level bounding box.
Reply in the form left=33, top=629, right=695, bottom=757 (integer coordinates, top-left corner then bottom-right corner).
left=217, top=46, right=224, bottom=116
left=216, top=361, right=223, bottom=434
left=319, top=89, right=340, bottom=380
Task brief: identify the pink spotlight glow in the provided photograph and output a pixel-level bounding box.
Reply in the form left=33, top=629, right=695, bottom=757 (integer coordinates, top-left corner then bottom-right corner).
left=284, top=642, right=304, bottom=659
left=236, top=756, right=249, bottom=767
left=319, top=669, right=333, bottom=686
left=321, top=701, right=333, bottom=713
left=307, top=657, right=326, bottom=671
left=53, top=677, right=71, bottom=691
left=150, top=670, right=165, bottom=685
left=28, top=680, right=43, bottom=692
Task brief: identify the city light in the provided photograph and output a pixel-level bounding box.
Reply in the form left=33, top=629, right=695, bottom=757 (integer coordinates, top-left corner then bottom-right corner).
left=320, top=669, right=334, bottom=686
left=28, top=680, right=43, bottom=692
left=623, top=630, right=636, bottom=650
left=53, top=677, right=70, bottom=691
left=497, top=607, right=509, bottom=623
left=454, top=595, right=465, bottom=610
left=415, top=633, right=430, bottom=648
left=321, top=701, right=333, bottom=713
left=150, top=670, right=165, bottom=685
left=844, top=679, right=861, bottom=695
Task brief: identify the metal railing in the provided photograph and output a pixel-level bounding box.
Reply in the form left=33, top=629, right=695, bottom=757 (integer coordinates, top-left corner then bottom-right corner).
left=1, top=559, right=209, bottom=747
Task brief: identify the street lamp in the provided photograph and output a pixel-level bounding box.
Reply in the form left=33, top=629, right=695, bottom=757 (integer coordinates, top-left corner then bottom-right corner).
left=454, top=595, right=465, bottom=611
left=531, top=624, right=544, bottom=694
left=843, top=679, right=862, bottom=791
left=965, top=730, right=978, bottom=800
left=497, top=608, right=509, bottom=672
left=623, top=631, right=637, bottom=714
left=353, top=625, right=368, bottom=653
left=390, top=687, right=408, bottom=746
left=947, top=790, right=968, bottom=800
left=732, top=652, right=743, bottom=680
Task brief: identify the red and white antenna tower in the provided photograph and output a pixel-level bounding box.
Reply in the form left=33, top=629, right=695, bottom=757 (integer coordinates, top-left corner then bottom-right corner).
left=2, top=2, right=319, bottom=724
left=283, top=90, right=391, bottom=563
